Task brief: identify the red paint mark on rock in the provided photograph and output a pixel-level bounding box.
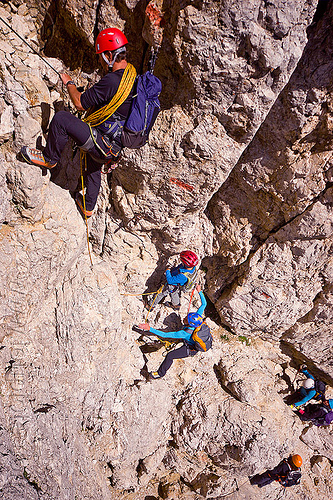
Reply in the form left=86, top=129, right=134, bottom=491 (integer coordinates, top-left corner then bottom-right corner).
left=146, top=2, right=165, bottom=27
left=170, top=177, right=194, bottom=192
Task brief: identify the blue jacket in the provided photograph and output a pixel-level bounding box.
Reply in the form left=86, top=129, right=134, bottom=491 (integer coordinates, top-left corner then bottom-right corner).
left=165, top=265, right=196, bottom=287
left=294, top=369, right=316, bottom=407
left=149, top=291, right=207, bottom=348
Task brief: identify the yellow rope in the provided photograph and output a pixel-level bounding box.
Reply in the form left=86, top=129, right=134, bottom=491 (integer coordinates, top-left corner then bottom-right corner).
left=82, top=63, right=137, bottom=127
left=145, top=284, right=164, bottom=322
left=80, top=151, right=93, bottom=267
left=120, top=289, right=161, bottom=296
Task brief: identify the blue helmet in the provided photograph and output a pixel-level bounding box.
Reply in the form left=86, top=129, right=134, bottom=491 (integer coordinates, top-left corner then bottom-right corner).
left=187, top=312, right=203, bottom=327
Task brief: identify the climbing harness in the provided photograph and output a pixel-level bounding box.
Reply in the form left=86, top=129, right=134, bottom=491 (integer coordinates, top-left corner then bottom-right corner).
left=79, top=151, right=93, bottom=267
left=161, top=340, right=178, bottom=356
left=79, top=62, right=136, bottom=165
left=0, top=16, right=61, bottom=78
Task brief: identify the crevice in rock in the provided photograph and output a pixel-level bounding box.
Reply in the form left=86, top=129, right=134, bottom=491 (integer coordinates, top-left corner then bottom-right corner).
left=206, top=180, right=333, bottom=307
left=33, top=404, right=55, bottom=414
left=280, top=340, right=333, bottom=387
left=23, top=467, right=42, bottom=493
left=203, top=293, right=226, bottom=327
left=136, top=458, right=148, bottom=478
left=41, top=1, right=97, bottom=72
left=213, top=364, right=242, bottom=402
left=179, top=475, right=196, bottom=493
left=93, top=0, right=102, bottom=43
left=107, top=461, right=115, bottom=487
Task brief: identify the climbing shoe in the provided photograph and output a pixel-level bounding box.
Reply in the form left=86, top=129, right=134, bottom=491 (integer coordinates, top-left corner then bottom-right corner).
left=75, top=193, right=93, bottom=219
left=164, top=302, right=180, bottom=311
left=149, top=371, right=161, bottom=380
left=20, top=147, right=57, bottom=169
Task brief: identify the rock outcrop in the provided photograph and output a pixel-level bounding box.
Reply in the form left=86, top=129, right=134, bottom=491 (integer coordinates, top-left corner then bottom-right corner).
left=1, top=1, right=333, bottom=499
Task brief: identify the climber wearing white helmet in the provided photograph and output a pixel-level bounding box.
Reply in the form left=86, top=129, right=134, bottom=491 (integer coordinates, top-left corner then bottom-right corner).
left=291, top=366, right=326, bottom=408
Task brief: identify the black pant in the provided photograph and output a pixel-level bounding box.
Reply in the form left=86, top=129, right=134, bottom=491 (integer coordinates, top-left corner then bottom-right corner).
left=250, top=473, right=274, bottom=488
left=44, top=111, right=109, bottom=211
left=157, top=344, right=197, bottom=377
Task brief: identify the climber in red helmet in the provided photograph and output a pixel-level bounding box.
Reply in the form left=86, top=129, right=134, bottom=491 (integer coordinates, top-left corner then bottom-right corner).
left=20, top=27, right=136, bottom=218
left=147, top=250, right=199, bottom=311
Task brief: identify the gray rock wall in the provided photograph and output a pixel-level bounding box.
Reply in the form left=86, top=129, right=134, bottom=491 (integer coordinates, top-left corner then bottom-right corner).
left=1, top=1, right=333, bottom=499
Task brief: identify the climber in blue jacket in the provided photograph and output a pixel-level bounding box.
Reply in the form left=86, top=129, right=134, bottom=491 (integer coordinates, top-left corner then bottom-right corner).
left=147, top=250, right=199, bottom=311
left=291, top=368, right=326, bottom=408
left=138, top=285, right=210, bottom=378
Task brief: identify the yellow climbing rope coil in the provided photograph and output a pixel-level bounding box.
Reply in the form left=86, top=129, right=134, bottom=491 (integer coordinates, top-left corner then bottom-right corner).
left=83, top=63, right=137, bottom=127
left=78, top=63, right=137, bottom=265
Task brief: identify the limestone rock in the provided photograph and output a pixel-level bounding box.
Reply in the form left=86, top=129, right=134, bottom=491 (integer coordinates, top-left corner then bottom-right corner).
left=215, top=188, right=333, bottom=338
left=0, top=99, right=14, bottom=144
left=206, top=3, right=333, bottom=318
left=1, top=1, right=333, bottom=500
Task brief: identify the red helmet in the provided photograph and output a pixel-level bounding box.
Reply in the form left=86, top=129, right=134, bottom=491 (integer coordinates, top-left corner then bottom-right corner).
left=180, top=250, right=199, bottom=267
left=95, top=28, right=128, bottom=54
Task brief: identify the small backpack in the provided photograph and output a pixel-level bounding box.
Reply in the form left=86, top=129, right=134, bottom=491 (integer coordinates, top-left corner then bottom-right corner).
left=314, top=379, right=326, bottom=399
left=283, top=469, right=301, bottom=487
left=324, top=411, right=333, bottom=425
left=314, top=408, right=333, bottom=426
left=191, top=323, right=213, bottom=352
left=121, top=72, right=162, bottom=149
left=181, top=268, right=198, bottom=292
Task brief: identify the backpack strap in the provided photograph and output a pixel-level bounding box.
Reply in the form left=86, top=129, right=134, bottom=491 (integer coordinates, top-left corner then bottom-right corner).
left=83, top=63, right=137, bottom=127
left=181, top=268, right=198, bottom=291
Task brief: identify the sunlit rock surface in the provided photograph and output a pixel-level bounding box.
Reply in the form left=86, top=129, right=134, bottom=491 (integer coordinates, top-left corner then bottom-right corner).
left=1, top=1, right=333, bottom=499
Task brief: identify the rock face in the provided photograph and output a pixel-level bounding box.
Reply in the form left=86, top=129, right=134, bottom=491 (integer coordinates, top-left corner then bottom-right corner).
left=1, top=1, right=333, bottom=500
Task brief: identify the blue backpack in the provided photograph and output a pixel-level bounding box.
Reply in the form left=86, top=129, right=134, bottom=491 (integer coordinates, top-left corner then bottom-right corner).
left=121, top=72, right=162, bottom=149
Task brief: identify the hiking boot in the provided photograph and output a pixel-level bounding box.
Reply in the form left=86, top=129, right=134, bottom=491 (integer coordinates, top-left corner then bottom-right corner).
left=20, top=147, right=57, bottom=169
left=149, top=371, right=161, bottom=380
left=164, top=301, right=180, bottom=311
left=75, top=193, right=93, bottom=219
